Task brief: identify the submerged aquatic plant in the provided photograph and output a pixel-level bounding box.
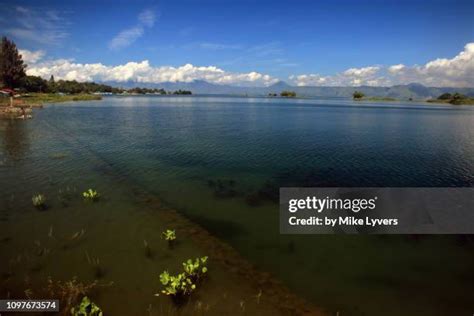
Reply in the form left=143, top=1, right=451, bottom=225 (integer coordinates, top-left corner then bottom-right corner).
left=159, top=271, right=196, bottom=298
left=71, top=296, right=103, bottom=316
left=158, top=256, right=209, bottom=303
left=162, top=229, right=176, bottom=246
left=183, top=256, right=208, bottom=280
left=32, top=194, right=46, bottom=209
left=82, top=189, right=100, bottom=202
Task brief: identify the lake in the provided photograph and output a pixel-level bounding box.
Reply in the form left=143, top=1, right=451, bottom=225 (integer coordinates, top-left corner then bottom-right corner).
left=1, top=96, right=473, bottom=315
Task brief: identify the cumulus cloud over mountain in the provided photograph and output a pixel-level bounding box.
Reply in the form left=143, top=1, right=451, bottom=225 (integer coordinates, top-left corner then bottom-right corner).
left=23, top=56, right=278, bottom=87
left=290, top=43, right=474, bottom=87
left=21, top=42, right=474, bottom=88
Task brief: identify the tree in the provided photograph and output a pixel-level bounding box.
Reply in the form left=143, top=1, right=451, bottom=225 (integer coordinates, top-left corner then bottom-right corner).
left=280, top=91, right=296, bottom=97
left=22, top=75, right=48, bottom=93
left=48, top=75, right=57, bottom=93
left=173, top=89, right=192, bottom=95
left=0, top=37, right=26, bottom=88
left=452, top=92, right=466, bottom=100
left=437, top=93, right=452, bottom=100
left=353, top=91, right=365, bottom=99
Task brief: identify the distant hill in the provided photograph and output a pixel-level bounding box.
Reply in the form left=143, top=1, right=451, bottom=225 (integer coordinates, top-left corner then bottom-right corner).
left=103, top=80, right=474, bottom=99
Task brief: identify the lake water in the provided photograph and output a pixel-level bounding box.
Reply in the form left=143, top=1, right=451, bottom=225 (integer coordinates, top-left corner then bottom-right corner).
left=1, top=96, right=474, bottom=315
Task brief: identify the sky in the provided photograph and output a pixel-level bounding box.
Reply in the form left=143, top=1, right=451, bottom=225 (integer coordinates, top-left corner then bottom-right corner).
left=1, top=0, right=473, bottom=87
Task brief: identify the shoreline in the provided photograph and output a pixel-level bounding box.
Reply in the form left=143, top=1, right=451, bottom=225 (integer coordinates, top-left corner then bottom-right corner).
left=17, top=93, right=102, bottom=104
left=0, top=94, right=102, bottom=119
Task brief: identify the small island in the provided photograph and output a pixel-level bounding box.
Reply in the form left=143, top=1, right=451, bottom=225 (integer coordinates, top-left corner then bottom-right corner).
left=267, top=91, right=297, bottom=98
left=427, top=92, right=474, bottom=105
left=280, top=90, right=297, bottom=97
left=352, top=91, right=398, bottom=102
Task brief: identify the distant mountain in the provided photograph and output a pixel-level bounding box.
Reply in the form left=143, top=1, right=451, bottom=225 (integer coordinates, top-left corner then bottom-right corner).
left=268, top=80, right=293, bottom=91
left=103, top=80, right=474, bottom=100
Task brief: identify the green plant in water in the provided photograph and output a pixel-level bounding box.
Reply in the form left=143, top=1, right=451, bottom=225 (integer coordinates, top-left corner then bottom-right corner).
left=158, top=256, right=208, bottom=302
left=82, top=189, right=99, bottom=202
left=183, top=256, right=208, bottom=280
left=70, top=296, right=103, bottom=316
left=159, top=271, right=196, bottom=297
left=162, top=229, right=176, bottom=242
left=32, top=194, right=46, bottom=209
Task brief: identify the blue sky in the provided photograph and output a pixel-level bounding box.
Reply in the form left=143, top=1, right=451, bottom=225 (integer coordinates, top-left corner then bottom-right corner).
left=1, top=0, right=474, bottom=87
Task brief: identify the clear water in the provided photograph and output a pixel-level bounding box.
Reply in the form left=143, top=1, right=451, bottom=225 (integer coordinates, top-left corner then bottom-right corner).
left=1, top=96, right=474, bottom=315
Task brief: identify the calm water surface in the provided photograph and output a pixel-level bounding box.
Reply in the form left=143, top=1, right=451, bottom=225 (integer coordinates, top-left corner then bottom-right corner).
left=1, top=96, right=474, bottom=315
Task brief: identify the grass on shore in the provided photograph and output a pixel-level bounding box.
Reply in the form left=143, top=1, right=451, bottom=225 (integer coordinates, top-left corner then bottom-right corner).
left=14, top=93, right=102, bottom=105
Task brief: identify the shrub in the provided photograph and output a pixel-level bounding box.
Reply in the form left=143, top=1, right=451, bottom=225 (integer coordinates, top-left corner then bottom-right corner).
left=353, top=91, right=365, bottom=99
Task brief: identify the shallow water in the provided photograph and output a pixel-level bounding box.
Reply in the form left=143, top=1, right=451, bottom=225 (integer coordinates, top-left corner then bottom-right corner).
left=1, top=96, right=474, bottom=315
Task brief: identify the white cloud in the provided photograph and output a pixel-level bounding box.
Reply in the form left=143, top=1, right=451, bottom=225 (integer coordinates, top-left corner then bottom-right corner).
left=108, top=27, right=144, bottom=50
left=343, top=66, right=380, bottom=77
left=108, top=9, right=156, bottom=50
left=388, top=64, right=405, bottom=74
left=19, top=49, right=46, bottom=64
left=399, top=42, right=474, bottom=87
left=290, top=66, right=385, bottom=87
left=21, top=42, right=474, bottom=88
left=24, top=52, right=278, bottom=87
left=291, top=43, right=474, bottom=87
left=289, top=74, right=327, bottom=86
